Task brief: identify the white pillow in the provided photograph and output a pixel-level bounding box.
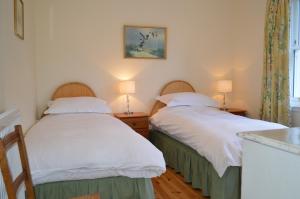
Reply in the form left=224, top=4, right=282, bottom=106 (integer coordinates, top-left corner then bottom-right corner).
left=156, top=92, right=218, bottom=107
left=44, top=97, right=112, bottom=114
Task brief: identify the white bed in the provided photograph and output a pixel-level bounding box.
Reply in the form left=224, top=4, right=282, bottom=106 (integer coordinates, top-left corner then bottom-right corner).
left=26, top=113, right=165, bottom=185
left=149, top=80, right=287, bottom=178
left=151, top=106, right=285, bottom=177
left=25, top=82, right=165, bottom=186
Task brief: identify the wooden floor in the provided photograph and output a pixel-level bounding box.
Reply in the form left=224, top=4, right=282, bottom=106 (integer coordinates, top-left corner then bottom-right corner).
left=152, top=168, right=208, bottom=199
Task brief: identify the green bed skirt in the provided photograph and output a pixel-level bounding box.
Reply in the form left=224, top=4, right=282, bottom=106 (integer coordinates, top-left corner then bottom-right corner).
left=150, top=130, right=241, bottom=199
left=34, top=176, right=154, bottom=199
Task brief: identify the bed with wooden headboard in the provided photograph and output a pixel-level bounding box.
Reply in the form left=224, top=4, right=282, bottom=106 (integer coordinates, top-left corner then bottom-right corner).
left=150, top=80, right=195, bottom=116
left=28, top=82, right=165, bottom=199
left=41, top=82, right=96, bottom=117
left=149, top=80, right=241, bottom=199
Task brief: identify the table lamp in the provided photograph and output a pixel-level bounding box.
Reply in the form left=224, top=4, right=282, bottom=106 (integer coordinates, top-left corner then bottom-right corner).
left=119, top=80, right=135, bottom=115
left=217, top=80, right=232, bottom=110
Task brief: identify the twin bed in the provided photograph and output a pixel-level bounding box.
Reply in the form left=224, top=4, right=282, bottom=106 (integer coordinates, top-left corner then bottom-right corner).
left=25, top=83, right=165, bottom=199
left=149, top=80, right=285, bottom=199
left=25, top=81, right=285, bottom=199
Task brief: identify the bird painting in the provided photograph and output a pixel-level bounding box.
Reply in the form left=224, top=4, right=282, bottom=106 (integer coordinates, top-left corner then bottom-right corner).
left=136, top=31, right=159, bottom=52
left=124, top=26, right=166, bottom=59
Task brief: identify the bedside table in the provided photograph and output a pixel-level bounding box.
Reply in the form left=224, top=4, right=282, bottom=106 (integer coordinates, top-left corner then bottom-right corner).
left=114, top=112, right=149, bottom=138
left=222, top=108, right=247, bottom=116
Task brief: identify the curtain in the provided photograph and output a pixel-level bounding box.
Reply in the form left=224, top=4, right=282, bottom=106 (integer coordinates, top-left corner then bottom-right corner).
left=261, top=0, right=291, bottom=125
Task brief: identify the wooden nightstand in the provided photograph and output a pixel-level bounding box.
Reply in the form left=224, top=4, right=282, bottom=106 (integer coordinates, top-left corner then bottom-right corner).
left=114, top=112, right=149, bottom=138
left=223, top=108, right=247, bottom=116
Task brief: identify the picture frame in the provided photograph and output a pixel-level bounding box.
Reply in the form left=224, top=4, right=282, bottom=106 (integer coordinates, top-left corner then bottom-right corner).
left=124, top=25, right=167, bottom=59
left=14, top=0, right=24, bottom=40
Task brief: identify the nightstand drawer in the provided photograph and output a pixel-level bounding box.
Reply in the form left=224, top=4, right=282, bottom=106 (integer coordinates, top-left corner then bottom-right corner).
left=232, top=111, right=246, bottom=116
left=122, top=118, right=148, bottom=129
left=114, top=112, right=149, bottom=139
left=135, top=128, right=149, bottom=138
left=222, top=108, right=247, bottom=117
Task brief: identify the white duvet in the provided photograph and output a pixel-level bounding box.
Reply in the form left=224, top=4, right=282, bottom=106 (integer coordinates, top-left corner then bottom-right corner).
left=151, top=106, right=286, bottom=177
left=25, top=113, right=166, bottom=185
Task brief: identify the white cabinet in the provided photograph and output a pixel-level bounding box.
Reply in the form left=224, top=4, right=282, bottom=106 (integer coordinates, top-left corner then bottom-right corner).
left=240, top=128, right=300, bottom=199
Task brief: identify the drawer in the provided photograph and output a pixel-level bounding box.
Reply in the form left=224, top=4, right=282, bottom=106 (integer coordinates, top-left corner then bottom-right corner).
left=122, top=117, right=148, bottom=129
left=134, top=128, right=149, bottom=138
left=232, top=112, right=246, bottom=116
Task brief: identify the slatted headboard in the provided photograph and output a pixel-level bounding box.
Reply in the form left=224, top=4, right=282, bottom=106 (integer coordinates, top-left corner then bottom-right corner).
left=41, top=82, right=96, bottom=118
left=52, top=82, right=96, bottom=100
left=150, top=80, right=196, bottom=116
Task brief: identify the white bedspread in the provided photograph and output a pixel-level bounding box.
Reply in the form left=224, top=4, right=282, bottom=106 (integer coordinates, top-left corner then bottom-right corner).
left=25, top=113, right=166, bottom=185
left=151, top=106, right=286, bottom=177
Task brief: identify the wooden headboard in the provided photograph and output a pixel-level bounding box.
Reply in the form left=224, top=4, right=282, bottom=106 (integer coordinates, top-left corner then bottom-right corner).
left=150, top=80, right=195, bottom=116
left=52, top=82, right=96, bottom=100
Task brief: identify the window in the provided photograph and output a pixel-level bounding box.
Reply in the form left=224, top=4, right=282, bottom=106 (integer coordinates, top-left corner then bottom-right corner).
left=290, top=0, right=300, bottom=104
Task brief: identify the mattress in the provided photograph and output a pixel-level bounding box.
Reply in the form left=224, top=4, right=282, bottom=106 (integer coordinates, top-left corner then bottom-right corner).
left=25, top=113, right=166, bottom=185
left=150, top=106, right=286, bottom=177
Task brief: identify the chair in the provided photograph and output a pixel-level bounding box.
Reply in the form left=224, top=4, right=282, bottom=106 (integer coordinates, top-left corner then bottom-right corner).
left=0, top=125, right=101, bottom=199
left=0, top=125, right=35, bottom=199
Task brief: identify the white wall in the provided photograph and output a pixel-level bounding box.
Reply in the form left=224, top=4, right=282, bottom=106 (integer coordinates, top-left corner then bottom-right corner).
left=0, top=0, right=37, bottom=130
left=0, top=0, right=291, bottom=126
left=34, top=0, right=235, bottom=115
left=231, top=0, right=267, bottom=118
left=0, top=0, right=267, bottom=126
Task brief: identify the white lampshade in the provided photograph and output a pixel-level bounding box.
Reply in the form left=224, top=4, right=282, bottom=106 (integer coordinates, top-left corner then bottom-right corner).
left=217, top=80, right=232, bottom=93
left=119, top=81, right=136, bottom=94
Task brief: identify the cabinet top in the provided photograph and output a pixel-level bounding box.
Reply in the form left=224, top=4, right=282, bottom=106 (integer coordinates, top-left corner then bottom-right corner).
left=238, top=128, right=300, bottom=155
left=114, top=112, right=148, bottom=119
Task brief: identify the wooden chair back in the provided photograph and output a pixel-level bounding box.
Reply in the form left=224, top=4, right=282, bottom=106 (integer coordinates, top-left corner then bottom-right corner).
left=0, top=125, right=35, bottom=199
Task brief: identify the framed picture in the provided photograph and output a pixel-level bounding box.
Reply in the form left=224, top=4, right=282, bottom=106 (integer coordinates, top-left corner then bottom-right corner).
left=14, top=0, right=24, bottom=40
left=124, top=25, right=167, bottom=59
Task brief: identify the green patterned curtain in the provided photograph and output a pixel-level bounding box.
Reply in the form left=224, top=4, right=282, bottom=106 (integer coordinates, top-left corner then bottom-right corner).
left=261, top=0, right=291, bottom=125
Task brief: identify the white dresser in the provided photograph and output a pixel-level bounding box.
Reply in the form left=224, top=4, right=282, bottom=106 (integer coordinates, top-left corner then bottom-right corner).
left=239, top=128, right=300, bottom=199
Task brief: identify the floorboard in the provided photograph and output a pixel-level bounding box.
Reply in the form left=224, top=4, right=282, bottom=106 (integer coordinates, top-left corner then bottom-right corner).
left=152, top=168, right=208, bottom=199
